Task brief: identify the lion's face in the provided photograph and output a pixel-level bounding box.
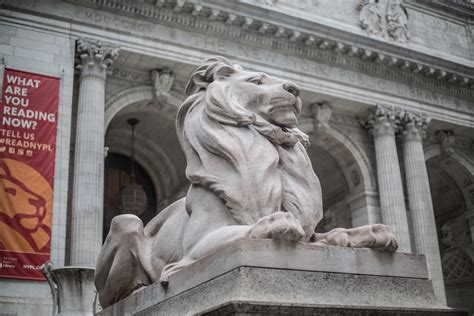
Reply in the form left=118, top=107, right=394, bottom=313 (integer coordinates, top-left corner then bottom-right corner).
left=177, top=56, right=323, bottom=238
left=209, top=69, right=302, bottom=129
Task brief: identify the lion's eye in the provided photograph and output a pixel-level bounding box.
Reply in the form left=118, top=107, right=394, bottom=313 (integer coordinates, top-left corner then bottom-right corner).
left=249, top=78, right=263, bottom=85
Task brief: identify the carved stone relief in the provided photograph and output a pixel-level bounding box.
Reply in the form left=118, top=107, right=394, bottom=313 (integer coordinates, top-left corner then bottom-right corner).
left=310, top=101, right=332, bottom=130
left=151, top=68, right=174, bottom=100
left=358, top=0, right=410, bottom=42
left=440, top=222, right=474, bottom=284
left=436, top=130, right=456, bottom=156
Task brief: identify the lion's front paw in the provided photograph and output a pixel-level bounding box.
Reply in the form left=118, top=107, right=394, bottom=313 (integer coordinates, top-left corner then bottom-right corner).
left=370, top=224, right=398, bottom=252
left=322, top=224, right=398, bottom=252
left=249, top=211, right=305, bottom=242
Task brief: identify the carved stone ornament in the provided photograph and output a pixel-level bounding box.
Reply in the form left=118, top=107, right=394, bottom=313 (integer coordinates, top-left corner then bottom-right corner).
left=95, top=56, right=398, bottom=308
left=398, top=111, right=430, bottom=142
left=310, top=101, right=332, bottom=130
left=436, top=130, right=456, bottom=156
left=150, top=68, right=174, bottom=100
left=358, top=0, right=382, bottom=35
left=358, top=0, right=410, bottom=42
left=440, top=223, right=474, bottom=282
left=75, top=38, right=120, bottom=80
left=359, top=104, right=401, bottom=137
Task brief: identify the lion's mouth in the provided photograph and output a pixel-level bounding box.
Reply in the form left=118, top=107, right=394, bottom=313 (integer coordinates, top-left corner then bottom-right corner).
left=268, top=102, right=300, bottom=116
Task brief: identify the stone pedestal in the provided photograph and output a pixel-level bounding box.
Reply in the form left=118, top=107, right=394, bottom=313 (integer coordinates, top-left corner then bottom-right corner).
left=97, top=240, right=465, bottom=316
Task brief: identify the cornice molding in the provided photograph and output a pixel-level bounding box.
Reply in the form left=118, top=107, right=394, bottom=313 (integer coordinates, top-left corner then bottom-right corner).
left=62, top=0, right=474, bottom=101
left=413, top=0, right=474, bottom=19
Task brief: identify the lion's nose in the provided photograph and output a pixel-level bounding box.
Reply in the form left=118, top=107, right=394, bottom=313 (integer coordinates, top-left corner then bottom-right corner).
left=283, top=82, right=300, bottom=97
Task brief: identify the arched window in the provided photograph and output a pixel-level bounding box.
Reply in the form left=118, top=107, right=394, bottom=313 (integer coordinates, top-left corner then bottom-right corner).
left=103, top=153, right=157, bottom=241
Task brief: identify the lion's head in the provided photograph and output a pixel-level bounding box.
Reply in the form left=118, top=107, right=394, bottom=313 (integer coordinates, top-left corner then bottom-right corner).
left=177, top=57, right=322, bottom=240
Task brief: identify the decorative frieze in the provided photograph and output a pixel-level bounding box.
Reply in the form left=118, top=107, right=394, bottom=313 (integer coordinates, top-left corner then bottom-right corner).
left=358, top=0, right=410, bottom=42
left=109, top=67, right=151, bottom=84
left=66, top=0, right=474, bottom=100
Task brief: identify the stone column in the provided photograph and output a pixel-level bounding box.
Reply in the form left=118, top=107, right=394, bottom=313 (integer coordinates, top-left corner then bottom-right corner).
left=400, top=112, right=446, bottom=304
left=71, top=39, right=119, bottom=267
left=361, top=105, right=411, bottom=252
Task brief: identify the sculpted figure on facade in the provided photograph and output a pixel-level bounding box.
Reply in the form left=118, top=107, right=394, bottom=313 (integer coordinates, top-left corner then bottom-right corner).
left=150, top=68, right=174, bottom=100
left=386, top=0, right=410, bottom=42
left=358, top=0, right=410, bottom=42
left=358, top=0, right=382, bottom=35
left=436, top=130, right=456, bottom=156
left=310, top=101, right=332, bottom=130
left=95, top=57, right=398, bottom=308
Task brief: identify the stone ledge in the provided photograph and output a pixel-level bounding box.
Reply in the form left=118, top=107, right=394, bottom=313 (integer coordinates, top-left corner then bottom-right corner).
left=201, top=301, right=468, bottom=316
left=98, top=239, right=457, bottom=316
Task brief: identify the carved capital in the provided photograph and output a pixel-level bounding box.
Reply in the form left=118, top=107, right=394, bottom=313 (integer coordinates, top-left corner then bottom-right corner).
left=399, top=111, right=430, bottom=143
left=76, top=38, right=120, bottom=80
left=360, top=105, right=399, bottom=138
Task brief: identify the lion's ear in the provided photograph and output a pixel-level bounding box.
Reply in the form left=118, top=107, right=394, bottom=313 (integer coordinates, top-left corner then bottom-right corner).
left=214, top=65, right=235, bottom=79
left=208, top=64, right=235, bottom=81
left=185, top=60, right=235, bottom=96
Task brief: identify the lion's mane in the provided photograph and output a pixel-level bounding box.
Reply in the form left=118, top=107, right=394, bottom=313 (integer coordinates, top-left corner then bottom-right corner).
left=176, top=57, right=322, bottom=240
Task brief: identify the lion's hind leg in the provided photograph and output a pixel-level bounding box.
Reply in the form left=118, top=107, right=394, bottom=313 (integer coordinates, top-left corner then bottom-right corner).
left=95, top=214, right=152, bottom=308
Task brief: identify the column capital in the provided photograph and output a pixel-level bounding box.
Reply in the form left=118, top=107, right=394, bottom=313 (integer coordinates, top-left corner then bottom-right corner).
left=399, top=111, right=430, bottom=142
left=75, top=38, right=120, bottom=80
left=360, top=105, right=400, bottom=138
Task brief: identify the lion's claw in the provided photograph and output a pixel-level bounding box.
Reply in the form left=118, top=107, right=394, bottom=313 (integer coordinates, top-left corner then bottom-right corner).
left=249, top=211, right=305, bottom=242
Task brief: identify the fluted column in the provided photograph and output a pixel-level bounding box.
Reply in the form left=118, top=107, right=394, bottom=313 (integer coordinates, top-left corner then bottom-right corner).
left=70, top=39, right=119, bottom=267
left=362, top=106, right=411, bottom=252
left=400, top=112, right=446, bottom=304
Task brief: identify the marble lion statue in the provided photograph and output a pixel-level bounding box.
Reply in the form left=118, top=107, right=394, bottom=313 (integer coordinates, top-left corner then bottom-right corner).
left=95, top=56, right=398, bottom=307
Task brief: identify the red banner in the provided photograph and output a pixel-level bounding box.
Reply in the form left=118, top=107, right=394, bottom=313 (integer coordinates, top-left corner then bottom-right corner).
left=0, top=68, right=59, bottom=280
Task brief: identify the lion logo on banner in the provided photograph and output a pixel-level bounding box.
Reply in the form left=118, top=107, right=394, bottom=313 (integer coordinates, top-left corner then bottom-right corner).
left=0, top=159, right=52, bottom=253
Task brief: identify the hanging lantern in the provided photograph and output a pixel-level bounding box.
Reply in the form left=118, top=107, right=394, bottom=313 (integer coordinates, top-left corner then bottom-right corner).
left=117, top=118, right=148, bottom=216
